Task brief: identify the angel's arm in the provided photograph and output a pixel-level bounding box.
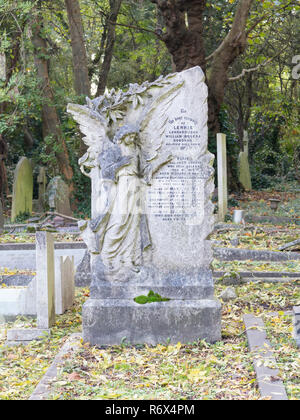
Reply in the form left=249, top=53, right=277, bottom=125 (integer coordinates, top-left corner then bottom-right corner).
left=142, top=152, right=173, bottom=185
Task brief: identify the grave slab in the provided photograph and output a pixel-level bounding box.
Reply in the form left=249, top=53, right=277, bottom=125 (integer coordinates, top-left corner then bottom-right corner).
left=29, top=333, right=82, bottom=400
left=243, top=314, right=288, bottom=400
left=6, top=328, right=50, bottom=342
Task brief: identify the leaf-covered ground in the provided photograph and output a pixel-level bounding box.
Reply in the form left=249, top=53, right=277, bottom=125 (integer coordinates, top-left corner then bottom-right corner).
left=210, top=226, right=300, bottom=251
left=0, top=281, right=299, bottom=400
left=212, top=259, right=300, bottom=273
left=230, top=185, right=300, bottom=220
left=0, top=233, right=82, bottom=244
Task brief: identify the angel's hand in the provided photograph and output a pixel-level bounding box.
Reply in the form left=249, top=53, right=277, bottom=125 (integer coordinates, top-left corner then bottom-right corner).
left=143, top=163, right=153, bottom=185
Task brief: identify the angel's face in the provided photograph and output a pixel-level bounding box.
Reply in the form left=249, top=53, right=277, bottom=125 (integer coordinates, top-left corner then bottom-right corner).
left=122, top=133, right=136, bottom=146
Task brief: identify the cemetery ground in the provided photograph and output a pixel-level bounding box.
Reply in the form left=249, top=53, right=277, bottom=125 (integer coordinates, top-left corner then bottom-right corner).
left=0, top=280, right=299, bottom=400
left=0, top=184, right=299, bottom=401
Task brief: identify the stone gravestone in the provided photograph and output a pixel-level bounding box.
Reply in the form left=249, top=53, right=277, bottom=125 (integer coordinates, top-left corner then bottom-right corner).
left=36, top=231, right=55, bottom=329
left=55, top=256, right=75, bottom=315
left=11, top=157, right=33, bottom=222
left=0, top=53, right=5, bottom=81
left=293, top=306, right=300, bottom=348
left=6, top=232, right=55, bottom=343
left=68, top=66, right=221, bottom=346
left=217, top=133, right=228, bottom=222
left=46, top=176, right=72, bottom=216
left=33, top=166, right=47, bottom=212
left=0, top=199, right=3, bottom=233
left=238, top=130, right=252, bottom=191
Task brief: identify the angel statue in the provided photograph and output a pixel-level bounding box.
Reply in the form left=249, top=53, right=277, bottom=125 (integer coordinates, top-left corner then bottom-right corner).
left=67, top=74, right=183, bottom=281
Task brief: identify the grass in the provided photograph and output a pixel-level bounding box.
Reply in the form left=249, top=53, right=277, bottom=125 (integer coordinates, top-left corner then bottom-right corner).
left=0, top=281, right=299, bottom=400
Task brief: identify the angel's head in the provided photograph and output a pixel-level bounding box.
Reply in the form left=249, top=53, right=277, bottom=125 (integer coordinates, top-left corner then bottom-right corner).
left=113, top=124, right=140, bottom=146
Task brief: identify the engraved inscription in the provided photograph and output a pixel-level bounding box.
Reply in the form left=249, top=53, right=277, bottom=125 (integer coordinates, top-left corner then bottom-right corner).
left=147, top=113, right=212, bottom=224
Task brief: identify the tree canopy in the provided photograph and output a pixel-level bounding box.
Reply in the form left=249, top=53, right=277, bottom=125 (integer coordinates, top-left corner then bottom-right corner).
left=0, top=0, right=299, bottom=213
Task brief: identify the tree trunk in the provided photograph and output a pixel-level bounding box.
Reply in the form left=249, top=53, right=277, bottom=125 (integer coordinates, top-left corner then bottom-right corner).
left=152, top=0, right=254, bottom=191
left=153, top=0, right=206, bottom=72
left=152, top=0, right=254, bottom=133
left=31, top=8, right=74, bottom=192
left=207, top=0, right=254, bottom=133
left=65, top=0, right=90, bottom=97
left=0, top=134, right=8, bottom=205
left=96, top=0, right=123, bottom=97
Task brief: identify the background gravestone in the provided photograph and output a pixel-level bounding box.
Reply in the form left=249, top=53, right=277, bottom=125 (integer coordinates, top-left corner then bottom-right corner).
left=46, top=176, right=72, bottom=216
left=68, top=66, right=221, bottom=346
left=33, top=166, right=47, bottom=212
left=36, top=231, right=55, bottom=329
left=217, top=133, right=228, bottom=222
left=0, top=199, right=3, bottom=233
left=238, top=130, right=252, bottom=191
left=0, top=53, right=5, bottom=81
left=11, top=157, right=33, bottom=222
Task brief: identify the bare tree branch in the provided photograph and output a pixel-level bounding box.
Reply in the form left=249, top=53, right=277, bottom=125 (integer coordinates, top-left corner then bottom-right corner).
left=228, top=46, right=289, bottom=81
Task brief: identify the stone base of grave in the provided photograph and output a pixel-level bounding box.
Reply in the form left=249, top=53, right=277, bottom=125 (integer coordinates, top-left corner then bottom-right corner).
left=82, top=297, right=221, bottom=346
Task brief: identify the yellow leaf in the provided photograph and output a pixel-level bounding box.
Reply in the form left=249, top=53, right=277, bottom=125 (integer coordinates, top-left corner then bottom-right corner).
left=187, top=368, right=207, bottom=382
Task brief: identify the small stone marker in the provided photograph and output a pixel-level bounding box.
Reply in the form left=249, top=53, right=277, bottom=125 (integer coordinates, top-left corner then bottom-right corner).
left=5, top=232, right=55, bottom=345
left=293, top=306, right=300, bottom=348
left=46, top=176, right=72, bottom=216
left=0, top=199, right=4, bottom=233
left=11, top=157, right=33, bottom=222
left=217, top=133, right=228, bottom=222
left=238, top=130, right=252, bottom=190
left=55, top=256, right=75, bottom=315
left=36, top=231, right=55, bottom=329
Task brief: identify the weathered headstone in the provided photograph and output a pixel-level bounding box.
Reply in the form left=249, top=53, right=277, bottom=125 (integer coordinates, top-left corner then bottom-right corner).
left=75, top=249, right=91, bottom=287
left=46, top=176, right=72, bottom=216
left=217, top=133, right=228, bottom=222
left=5, top=232, right=55, bottom=344
left=68, top=66, right=221, bottom=346
left=238, top=130, right=252, bottom=190
left=33, top=166, right=47, bottom=212
left=293, top=306, right=300, bottom=348
left=0, top=253, right=75, bottom=321
left=0, top=53, right=5, bottom=81
left=0, top=199, right=3, bottom=233
left=36, top=231, right=55, bottom=329
left=55, top=256, right=75, bottom=315
left=11, top=157, right=33, bottom=222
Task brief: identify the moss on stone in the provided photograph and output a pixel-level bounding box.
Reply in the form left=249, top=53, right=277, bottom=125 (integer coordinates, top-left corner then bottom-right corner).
left=134, top=290, right=170, bottom=304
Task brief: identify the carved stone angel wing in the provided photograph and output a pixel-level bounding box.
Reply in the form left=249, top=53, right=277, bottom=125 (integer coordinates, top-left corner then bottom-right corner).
left=67, top=103, right=109, bottom=176
left=138, top=80, right=184, bottom=164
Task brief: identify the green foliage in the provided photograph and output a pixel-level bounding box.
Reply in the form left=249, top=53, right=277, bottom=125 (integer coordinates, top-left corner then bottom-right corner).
left=13, top=211, right=30, bottom=223
left=249, top=99, right=299, bottom=189
left=134, top=290, right=170, bottom=305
